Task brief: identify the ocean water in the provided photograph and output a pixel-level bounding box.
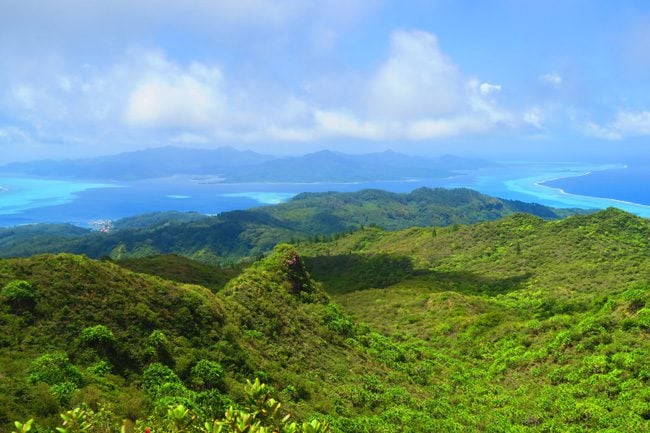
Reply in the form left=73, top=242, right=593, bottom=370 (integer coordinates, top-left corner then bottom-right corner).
left=543, top=166, right=650, bottom=206
left=1, top=162, right=649, bottom=227
left=0, top=176, right=449, bottom=227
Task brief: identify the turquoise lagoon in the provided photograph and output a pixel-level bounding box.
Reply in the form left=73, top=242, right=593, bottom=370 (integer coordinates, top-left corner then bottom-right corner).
left=1, top=161, right=649, bottom=226
left=446, top=162, right=650, bottom=218
left=220, top=192, right=297, bottom=205
left=0, top=176, right=117, bottom=216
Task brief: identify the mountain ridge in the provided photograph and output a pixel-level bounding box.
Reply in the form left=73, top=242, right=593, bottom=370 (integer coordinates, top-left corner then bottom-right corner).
left=0, top=187, right=586, bottom=262
left=0, top=146, right=495, bottom=182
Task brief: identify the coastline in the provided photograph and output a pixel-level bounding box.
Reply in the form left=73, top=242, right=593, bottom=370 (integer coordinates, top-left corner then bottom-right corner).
left=1, top=162, right=649, bottom=226
left=517, top=165, right=650, bottom=217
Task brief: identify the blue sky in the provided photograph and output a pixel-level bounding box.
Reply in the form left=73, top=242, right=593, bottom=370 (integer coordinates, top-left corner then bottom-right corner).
left=1, top=0, right=650, bottom=162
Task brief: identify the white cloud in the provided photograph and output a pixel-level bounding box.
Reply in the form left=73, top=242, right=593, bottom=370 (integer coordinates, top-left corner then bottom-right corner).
left=479, top=82, right=502, bottom=95
left=585, top=110, right=650, bottom=140
left=540, top=72, right=562, bottom=85
left=314, top=110, right=386, bottom=139
left=612, top=111, right=650, bottom=135
left=125, top=56, right=225, bottom=128
left=0, top=126, right=32, bottom=143
left=278, top=30, right=513, bottom=142
left=0, top=28, right=522, bottom=152
left=585, top=122, right=622, bottom=140
left=367, top=30, right=463, bottom=119
left=523, top=108, right=543, bottom=129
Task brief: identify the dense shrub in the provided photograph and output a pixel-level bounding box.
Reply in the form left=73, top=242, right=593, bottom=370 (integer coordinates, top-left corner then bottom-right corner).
left=191, top=359, right=225, bottom=390
left=1, top=280, right=36, bottom=311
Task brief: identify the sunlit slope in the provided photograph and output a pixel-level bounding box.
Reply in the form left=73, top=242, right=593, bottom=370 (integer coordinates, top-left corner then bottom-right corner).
left=300, top=208, right=650, bottom=431
left=0, top=247, right=407, bottom=431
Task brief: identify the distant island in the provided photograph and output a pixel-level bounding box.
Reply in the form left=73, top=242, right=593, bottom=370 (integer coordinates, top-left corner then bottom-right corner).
left=0, top=146, right=497, bottom=183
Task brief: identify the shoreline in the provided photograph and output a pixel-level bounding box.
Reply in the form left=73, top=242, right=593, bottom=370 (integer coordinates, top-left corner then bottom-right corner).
left=531, top=165, right=650, bottom=212
left=1, top=163, right=649, bottom=225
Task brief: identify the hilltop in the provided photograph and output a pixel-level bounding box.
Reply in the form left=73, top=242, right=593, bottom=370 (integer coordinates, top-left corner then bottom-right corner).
left=0, top=246, right=387, bottom=430
left=0, top=187, right=583, bottom=262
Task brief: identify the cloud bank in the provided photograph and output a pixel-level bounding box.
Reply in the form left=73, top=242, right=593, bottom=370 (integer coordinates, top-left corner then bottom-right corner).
left=586, top=111, right=650, bottom=140
left=0, top=28, right=524, bottom=151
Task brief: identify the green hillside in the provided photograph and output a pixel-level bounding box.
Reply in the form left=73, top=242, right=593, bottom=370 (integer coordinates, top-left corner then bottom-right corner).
left=0, top=188, right=583, bottom=263
left=0, top=247, right=407, bottom=432
left=297, top=208, right=650, bottom=431
left=1, top=208, right=648, bottom=432
left=114, top=255, right=244, bottom=292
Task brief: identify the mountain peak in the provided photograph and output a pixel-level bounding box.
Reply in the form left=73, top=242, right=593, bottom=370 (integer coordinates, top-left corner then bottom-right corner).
left=224, top=244, right=321, bottom=301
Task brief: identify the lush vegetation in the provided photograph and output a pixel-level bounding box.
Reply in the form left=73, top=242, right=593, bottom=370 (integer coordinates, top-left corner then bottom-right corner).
left=0, top=206, right=648, bottom=431
left=114, top=255, right=244, bottom=292
left=298, top=208, right=650, bottom=431
left=0, top=188, right=582, bottom=263
left=112, top=211, right=209, bottom=230
left=0, top=245, right=397, bottom=431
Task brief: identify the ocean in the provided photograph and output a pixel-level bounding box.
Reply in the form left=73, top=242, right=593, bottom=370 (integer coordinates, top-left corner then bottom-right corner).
left=542, top=165, right=650, bottom=206
left=0, top=162, right=649, bottom=227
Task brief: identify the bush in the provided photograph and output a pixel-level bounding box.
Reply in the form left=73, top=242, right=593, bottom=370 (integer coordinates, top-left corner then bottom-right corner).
left=191, top=359, right=225, bottom=390
left=80, top=325, right=115, bottom=347
left=29, top=353, right=82, bottom=387
left=87, top=360, right=112, bottom=377
left=142, top=362, right=182, bottom=398
left=50, top=381, right=78, bottom=406
left=1, top=280, right=36, bottom=311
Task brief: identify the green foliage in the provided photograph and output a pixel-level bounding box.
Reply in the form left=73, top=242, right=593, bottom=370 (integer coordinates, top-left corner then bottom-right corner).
left=0, top=188, right=581, bottom=263
left=192, top=360, right=225, bottom=390
left=12, top=419, right=33, bottom=433
left=1, top=209, right=650, bottom=432
left=28, top=353, right=83, bottom=406
left=142, top=363, right=183, bottom=398
left=116, top=254, right=244, bottom=291
left=80, top=325, right=115, bottom=347
left=205, top=379, right=329, bottom=433
left=29, top=353, right=82, bottom=387
left=14, top=379, right=327, bottom=433
left=87, top=360, right=111, bottom=377
left=55, top=407, right=93, bottom=433
left=1, top=280, right=36, bottom=311
left=323, top=304, right=356, bottom=338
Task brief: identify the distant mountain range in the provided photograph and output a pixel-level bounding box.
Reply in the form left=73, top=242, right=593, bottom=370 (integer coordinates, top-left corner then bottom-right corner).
left=0, top=146, right=496, bottom=182
left=0, top=146, right=274, bottom=181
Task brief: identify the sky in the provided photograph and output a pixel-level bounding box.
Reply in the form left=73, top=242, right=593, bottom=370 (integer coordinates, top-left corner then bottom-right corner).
left=1, top=0, right=650, bottom=163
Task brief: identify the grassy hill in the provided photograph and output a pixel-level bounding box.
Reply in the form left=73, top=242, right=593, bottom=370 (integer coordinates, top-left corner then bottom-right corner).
left=113, top=254, right=244, bottom=292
